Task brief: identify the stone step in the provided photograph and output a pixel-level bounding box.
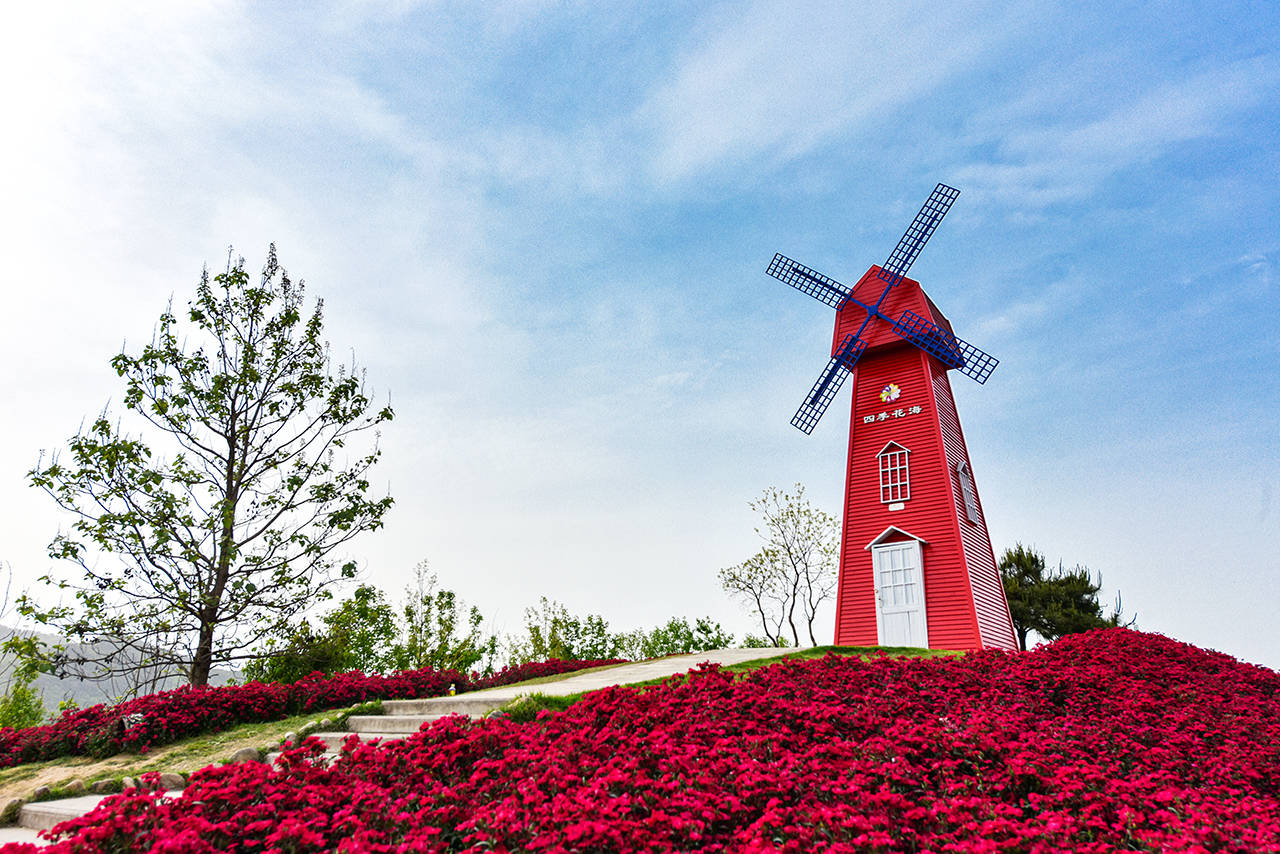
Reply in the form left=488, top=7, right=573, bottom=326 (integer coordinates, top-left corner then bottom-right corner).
left=316, top=730, right=422, bottom=751
left=19, top=795, right=111, bottom=831
left=380, top=696, right=505, bottom=716
left=344, top=713, right=460, bottom=733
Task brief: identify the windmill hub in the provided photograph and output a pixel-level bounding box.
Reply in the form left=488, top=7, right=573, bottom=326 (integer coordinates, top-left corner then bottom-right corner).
left=768, top=184, right=1016, bottom=651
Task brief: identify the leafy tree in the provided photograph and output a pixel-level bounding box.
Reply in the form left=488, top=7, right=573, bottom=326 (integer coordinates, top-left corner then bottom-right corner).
left=392, top=561, right=496, bottom=673
left=635, top=616, right=734, bottom=659
left=0, top=563, right=46, bottom=728
left=242, top=583, right=401, bottom=682
left=998, top=543, right=1133, bottom=650
left=239, top=619, right=346, bottom=684
left=505, top=598, right=615, bottom=665
left=25, top=246, right=393, bottom=687
left=718, top=484, right=839, bottom=647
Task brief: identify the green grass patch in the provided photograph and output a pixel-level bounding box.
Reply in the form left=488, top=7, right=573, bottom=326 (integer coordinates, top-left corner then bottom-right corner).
left=722, top=645, right=961, bottom=674
left=491, top=693, right=583, bottom=723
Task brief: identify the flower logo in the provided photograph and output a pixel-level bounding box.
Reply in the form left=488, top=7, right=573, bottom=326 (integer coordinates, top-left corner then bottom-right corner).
left=880, top=383, right=901, bottom=403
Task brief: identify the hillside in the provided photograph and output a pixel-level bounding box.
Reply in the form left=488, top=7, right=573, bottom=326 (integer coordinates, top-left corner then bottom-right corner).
left=8, top=629, right=1278, bottom=852
left=0, top=626, right=237, bottom=711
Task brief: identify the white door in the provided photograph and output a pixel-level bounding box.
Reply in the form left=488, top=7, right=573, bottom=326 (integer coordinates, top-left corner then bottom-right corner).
left=873, top=541, right=928, bottom=647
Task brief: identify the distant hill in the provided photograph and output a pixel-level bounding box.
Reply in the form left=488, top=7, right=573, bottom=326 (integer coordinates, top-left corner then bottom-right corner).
left=0, top=624, right=239, bottom=712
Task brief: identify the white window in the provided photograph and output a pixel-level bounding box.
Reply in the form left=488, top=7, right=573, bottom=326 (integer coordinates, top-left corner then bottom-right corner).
left=957, top=461, right=979, bottom=523
left=877, top=442, right=910, bottom=503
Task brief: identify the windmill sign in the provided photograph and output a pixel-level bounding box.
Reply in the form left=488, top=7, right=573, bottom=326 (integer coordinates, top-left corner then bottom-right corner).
left=769, top=184, right=1017, bottom=651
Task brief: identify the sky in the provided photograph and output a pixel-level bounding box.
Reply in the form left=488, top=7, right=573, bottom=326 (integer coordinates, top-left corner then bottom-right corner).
left=1, top=1, right=1277, bottom=669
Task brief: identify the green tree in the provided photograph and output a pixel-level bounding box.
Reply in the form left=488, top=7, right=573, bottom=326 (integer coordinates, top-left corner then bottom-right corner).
left=392, top=561, right=496, bottom=673
left=505, top=598, right=615, bottom=665
left=998, top=543, right=1132, bottom=650
left=25, top=246, right=393, bottom=687
left=0, top=565, right=47, bottom=728
left=636, top=616, right=734, bottom=659
left=242, top=583, right=401, bottom=682
left=239, top=619, right=346, bottom=684
left=718, top=484, right=839, bottom=647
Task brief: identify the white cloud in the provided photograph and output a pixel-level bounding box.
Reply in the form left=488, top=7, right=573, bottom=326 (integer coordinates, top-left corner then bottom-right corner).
left=955, top=55, right=1280, bottom=208
left=636, top=0, right=1022, bottom=184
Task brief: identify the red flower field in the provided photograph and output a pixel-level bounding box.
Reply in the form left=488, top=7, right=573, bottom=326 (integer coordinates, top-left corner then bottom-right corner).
left=0, top=659, right=623, bottom=767
left=9, top=630, right=1279, bottom=853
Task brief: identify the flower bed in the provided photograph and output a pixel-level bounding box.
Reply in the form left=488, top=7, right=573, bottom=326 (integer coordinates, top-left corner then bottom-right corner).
left=467, top=657, right=627, bottom=691
left=14, top=629, right=1280, bottom=852
left=0, top=658, right=621, bottom=767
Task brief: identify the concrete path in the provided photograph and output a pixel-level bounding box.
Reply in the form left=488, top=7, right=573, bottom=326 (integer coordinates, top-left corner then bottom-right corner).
left=4, top=647, right=801, bottom=847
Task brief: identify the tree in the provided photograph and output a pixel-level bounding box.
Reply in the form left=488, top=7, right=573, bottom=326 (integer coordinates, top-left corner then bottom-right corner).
left=392, top=561, right=496, bottom=673
left=634, top=616, right=734, bottom=659
left=25, top=246, right=393, bottom=687
left=0, top=563, right=46, bottom=728
left=718, top=484, right=839, bottom=647
left=998, top=543, right=1133, bottom=650
left=505, top=598, right=615, bottom=665
left=243, top=583, right=402, bottom=683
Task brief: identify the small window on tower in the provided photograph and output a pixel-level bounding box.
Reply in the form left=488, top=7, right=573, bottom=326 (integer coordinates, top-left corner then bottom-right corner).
left=957, top=461, right=980, bottom=523
left=877, top=442, right=910, bottom=503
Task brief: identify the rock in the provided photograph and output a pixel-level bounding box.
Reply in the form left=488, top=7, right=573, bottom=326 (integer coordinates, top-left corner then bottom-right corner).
left=90, top=780, right=115, bottom=794
left=121, top=777, right=139, bottom=790
left=1, top=798, right=25, bottom=823
left=157, top=772, right=185, bottom=791
left=318, top=718, right=332, bottom=729
left=281, top=731, right=297, bottom=745
left=32, top=786, right=51, bottom=800
left=230, top=747, right=261, bottom=764
left=63, top=779, right=87, bottom=796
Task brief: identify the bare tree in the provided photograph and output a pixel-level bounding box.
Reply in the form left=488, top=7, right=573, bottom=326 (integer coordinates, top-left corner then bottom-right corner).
left=718, top=484, right=840, bottom=647
left=25, top=246, right=393, bottom=687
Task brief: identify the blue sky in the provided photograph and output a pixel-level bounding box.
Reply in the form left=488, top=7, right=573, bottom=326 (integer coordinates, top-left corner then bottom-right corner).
left=1, top=1, right=1277, bottom=667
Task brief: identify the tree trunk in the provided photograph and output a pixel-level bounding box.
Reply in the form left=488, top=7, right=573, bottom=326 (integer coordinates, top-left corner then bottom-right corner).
left=190, top=620, right=215, bottom=687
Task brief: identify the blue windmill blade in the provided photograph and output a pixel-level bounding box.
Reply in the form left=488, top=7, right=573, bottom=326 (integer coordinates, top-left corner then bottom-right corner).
left=766, top=253, right=852, bottom=311
left=878, top=183, right=961, bottom=289
left=790, top=334, right=866, bottom=434
left=890, top=310, right=999, bottom=384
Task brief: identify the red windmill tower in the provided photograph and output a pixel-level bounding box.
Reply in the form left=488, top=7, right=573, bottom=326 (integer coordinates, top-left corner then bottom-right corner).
left=769, top=184, right=1016, bottom=650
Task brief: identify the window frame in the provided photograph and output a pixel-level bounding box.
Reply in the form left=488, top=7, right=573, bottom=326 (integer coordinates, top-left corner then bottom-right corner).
left=956, top=460, right=980, bottom=523
left=877, top=442, right=911, bottom=504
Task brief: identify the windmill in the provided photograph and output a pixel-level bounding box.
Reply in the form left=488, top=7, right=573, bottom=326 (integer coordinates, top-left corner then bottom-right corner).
left=768, top=183, right=1017, bottom=650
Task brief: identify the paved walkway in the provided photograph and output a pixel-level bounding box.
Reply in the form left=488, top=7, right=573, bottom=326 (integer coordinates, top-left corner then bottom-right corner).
left=2, top=648, right=801, bottom=847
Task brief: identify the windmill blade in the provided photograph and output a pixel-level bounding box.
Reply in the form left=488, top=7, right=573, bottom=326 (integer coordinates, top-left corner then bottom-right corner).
left=791, top=334, right=866, bottom=434
left=766, top=253, right=852, bottom=311
left=878, top=183, right=961, bottom=289
left=890, top=310, right=999, bottom=384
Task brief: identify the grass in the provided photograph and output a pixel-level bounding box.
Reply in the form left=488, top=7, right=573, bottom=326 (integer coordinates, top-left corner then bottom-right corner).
left=723, top=645, right=961, bottom=674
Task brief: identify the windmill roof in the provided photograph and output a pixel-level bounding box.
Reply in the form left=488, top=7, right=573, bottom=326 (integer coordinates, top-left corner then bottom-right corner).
left=831, top=265, right=956, bottom=356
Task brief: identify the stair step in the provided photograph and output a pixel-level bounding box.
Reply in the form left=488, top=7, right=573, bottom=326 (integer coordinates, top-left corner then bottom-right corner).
left=19, top=795, right=111, bottom=831
left=380, top=696, right=505, bottom=716
left=345, top=714, right=464, bottom=733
